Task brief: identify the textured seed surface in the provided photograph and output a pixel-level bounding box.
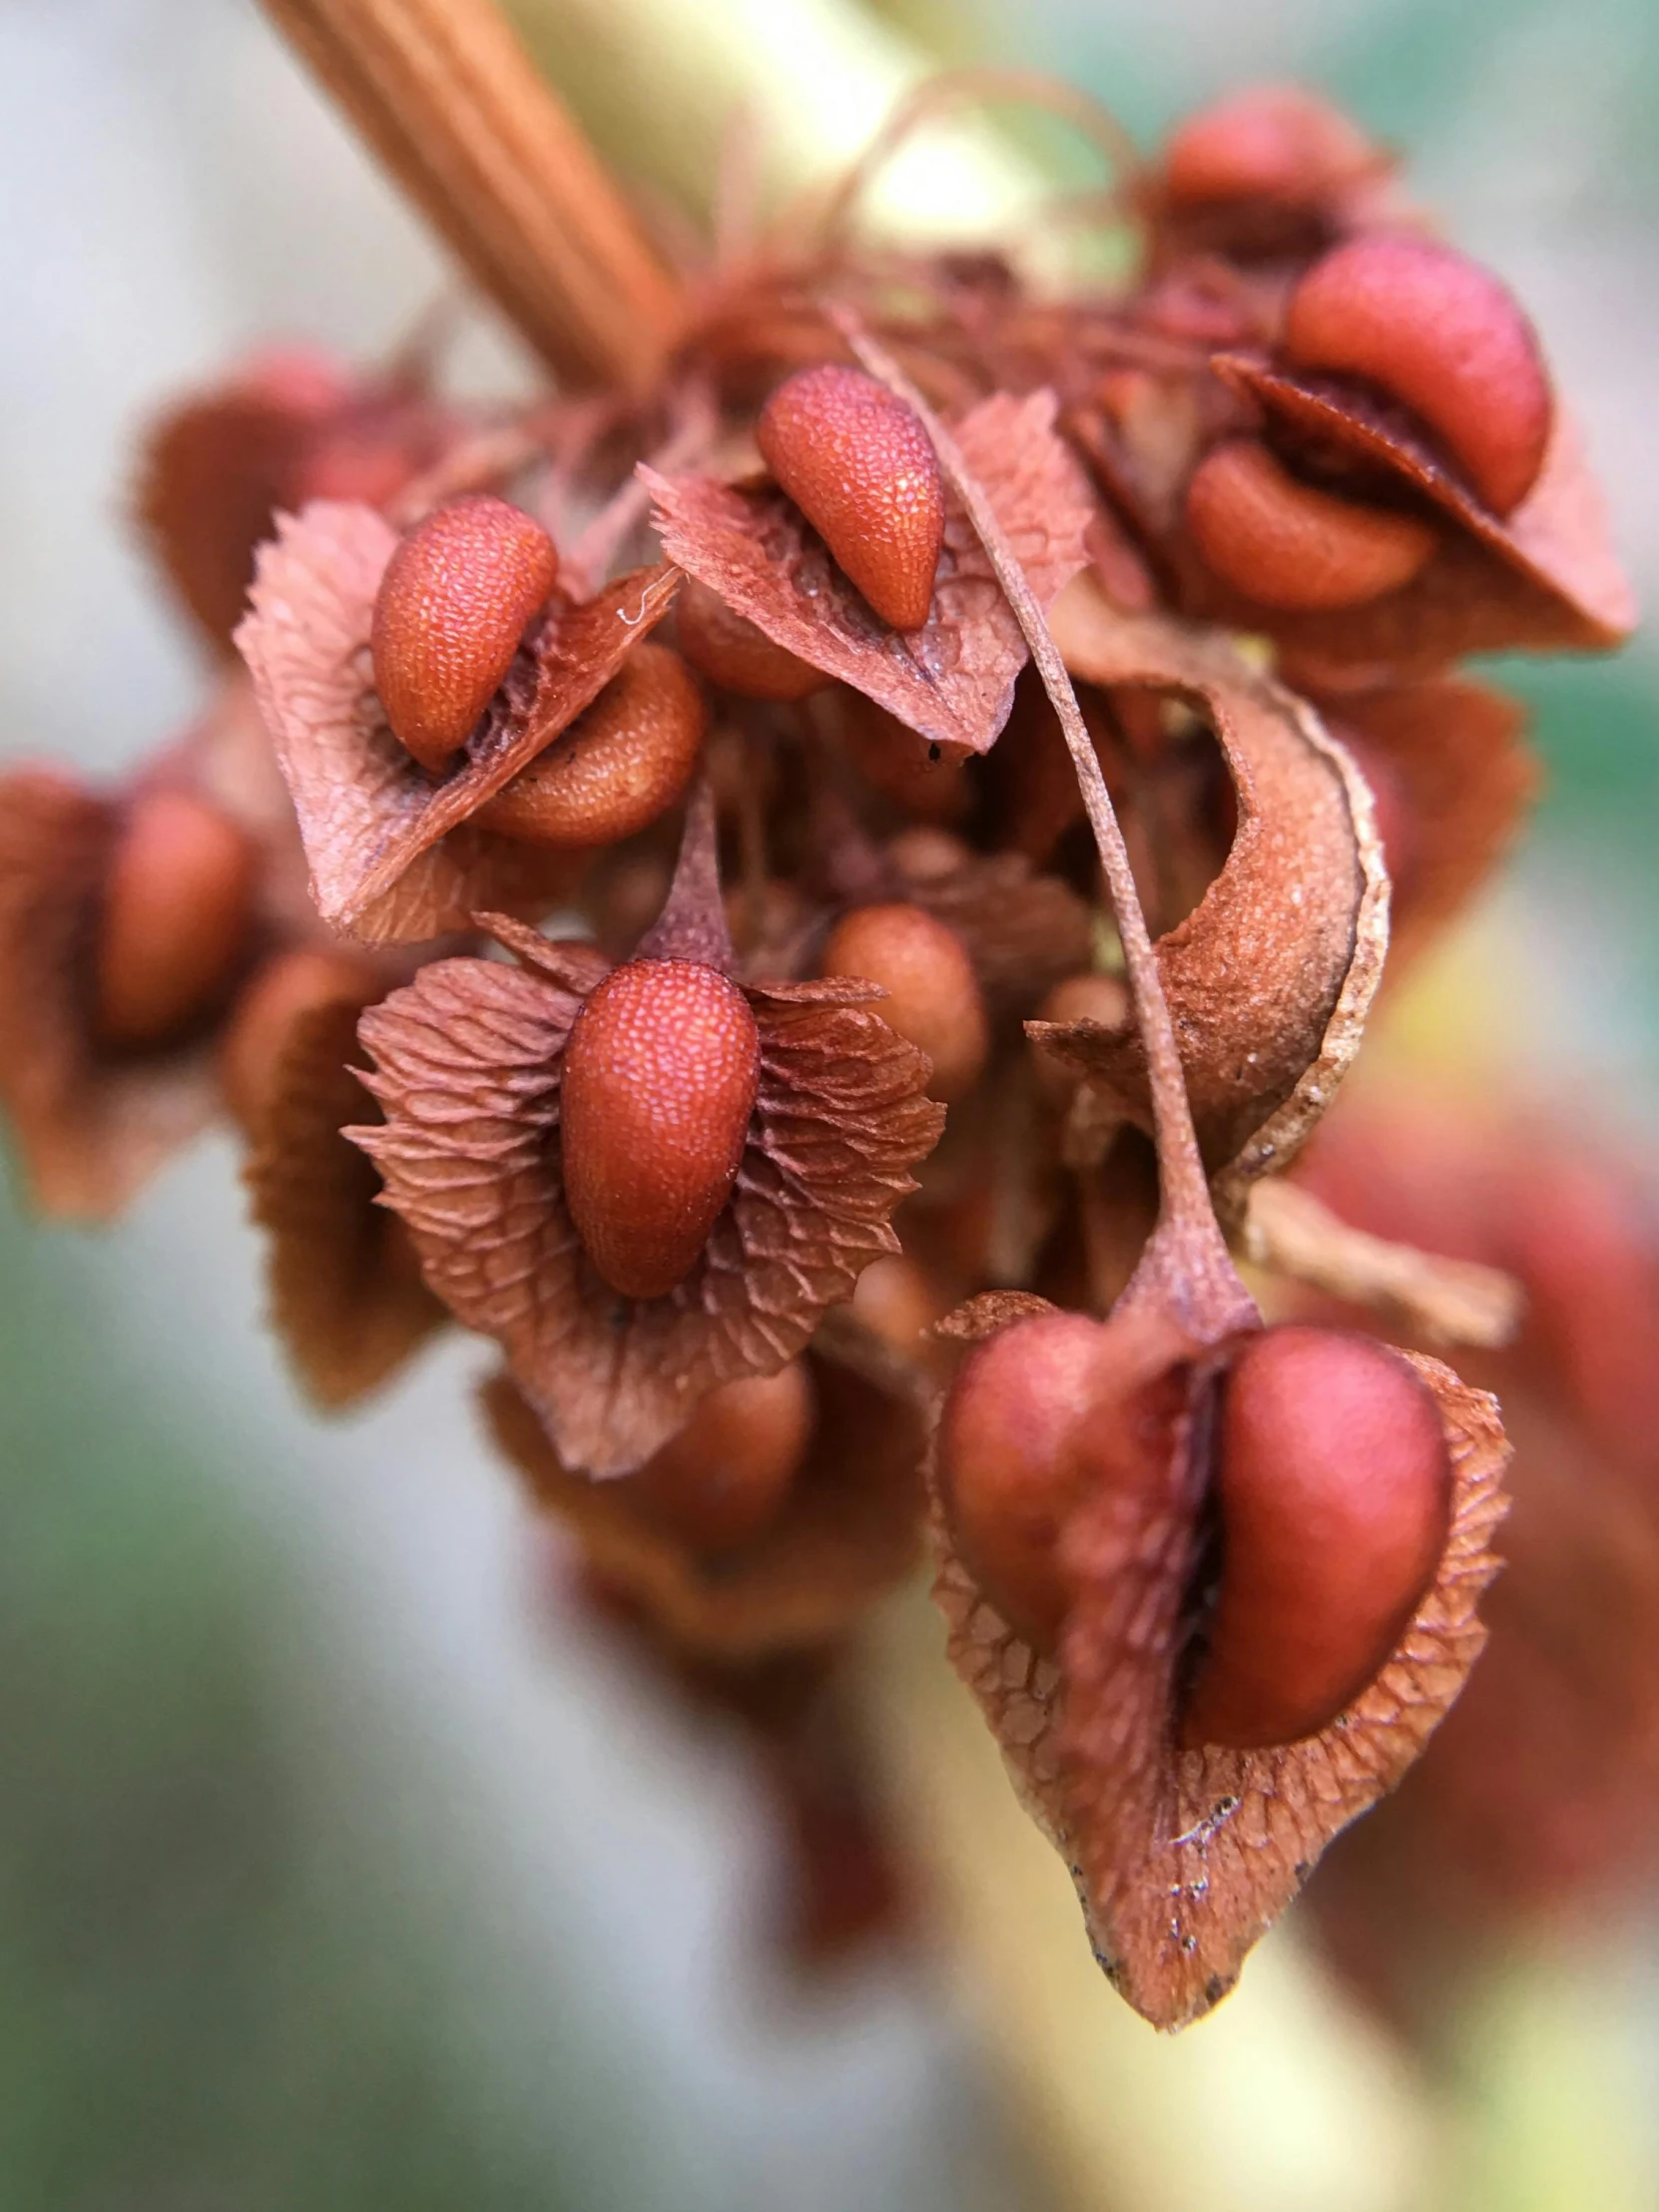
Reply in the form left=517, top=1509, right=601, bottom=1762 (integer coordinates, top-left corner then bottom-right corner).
left=1186, top=437, right=1437, bottom=608
left=821, top=902, right=988, bottom=1101
left=1285, top=236, right=1553, bottom=515
left=936, top=1312, right=1110, bottom=1651
left=1182, top=1324, right=1452, bottom=1748
left=757, top=365, right=945, bottom=632
left=95, top=788, right=255, bottom=1050
left=370, top=493, right=558, bottom=772
left=476, top=643, right=708, bottom=847
left=632, top=1363, right=815, bottom=1552
left=675, top=576, right=827, bottom=701
left=561, top=958, right=761, bottom=1301
left=1164, top=84, right=1378, bottom=207
left=220, top=946, right=375, bottom=1133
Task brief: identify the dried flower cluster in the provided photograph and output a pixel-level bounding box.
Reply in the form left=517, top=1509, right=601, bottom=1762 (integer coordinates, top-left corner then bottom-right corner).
left=0, top=70, right=1638, bottom=2026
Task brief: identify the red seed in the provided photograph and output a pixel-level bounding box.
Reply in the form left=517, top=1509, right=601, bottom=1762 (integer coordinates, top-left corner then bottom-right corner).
left=839, top=694, right=969, bottom=824
left=1164, top=84, right=1379, bottom=209
left=1182, top=1325, right=1452, bottom=1749
left=675, top=577, right=828, bottom=701
left=820, top=902, right=988, bottom=1102
left=95, top=787, right=256, bottom=1051
left=560, top=959, right=761, bottom=1301
left=1285, top=235, right=1553, bottom=516
left=937, top=1312, right=1111, bottom=1651
left=757, top=364, right=945, bottom=632
left=370, top=493, right=558, bottom=773
left=475, top=643, right=708, bottom=847
left=1185, top=437, right=1437, bottom=609
left=631, top=1363, right=815, bottom=1553
left=1028, top=971, right=1132, bottom=1103
left=219, top=946, right=377, bottom=1133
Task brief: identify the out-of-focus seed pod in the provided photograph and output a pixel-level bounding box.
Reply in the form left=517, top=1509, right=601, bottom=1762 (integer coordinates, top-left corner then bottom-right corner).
left=94, top=788, right=256, bottom=1051
left=1182, top=1325, right=1451, bottom=1749
left=883, top=826, right=972, bottom=883
left=1185, top=438, right=1437, bottom=609
left=1163, top=84, right=1380, bottom=209
left=369, top=493, right=559, bottom=773
left=820, top=902, right=988, bottom=1102
left=631, top=1363, right=815, bottom=1553
left=1285, top=236, right=1553, bottom=515
left=1329, top=724, right=1417, bottom=908
left=936, top=1312, right=1111, bottom=1651
left=1028, top=971, right=1132, bottom=1102
left=840, top=694, right=968, bottom=823
left=220, top=946, right=377, bottom=1133
left=475, top=644, right=708, bottom=846
left=757, top=365, right=945, bottom=632
left=675, top=577, right=828, bottom=701
left=560, top=958, right=760, bottom=1301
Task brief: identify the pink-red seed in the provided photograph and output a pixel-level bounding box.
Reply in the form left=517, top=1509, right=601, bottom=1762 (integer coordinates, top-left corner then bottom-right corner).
left=95, top=787, right=256, bottom=1051
left=1185, top=437, right=1437, bottom=609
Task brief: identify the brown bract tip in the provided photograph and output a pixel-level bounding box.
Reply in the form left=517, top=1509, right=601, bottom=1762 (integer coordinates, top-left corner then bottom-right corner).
left=235, top=500, right=679, bottom=941
left=643, top=390, right=1094, bottom=756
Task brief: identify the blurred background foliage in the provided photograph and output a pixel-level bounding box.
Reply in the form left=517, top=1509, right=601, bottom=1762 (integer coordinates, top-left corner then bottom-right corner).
left=1, top=0, right=1656, bottom=2206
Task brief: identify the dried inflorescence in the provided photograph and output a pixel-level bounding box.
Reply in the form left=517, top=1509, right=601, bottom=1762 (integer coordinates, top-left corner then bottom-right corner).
left=5, top=63, right=1639, bottom=2027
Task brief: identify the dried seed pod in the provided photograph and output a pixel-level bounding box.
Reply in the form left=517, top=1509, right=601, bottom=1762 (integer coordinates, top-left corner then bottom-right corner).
left=1285, top=236, right=1553, bottom=515
left=95, top=788, right=256, bottom=1051
left=1028, top=971, right=1132, bottom=1103
left=1185, top=438, right=1436, bottom=609
left=1163, top=84, right=1380, bottom=208
left=369, top=493, right=559, bottom=772
left=676, top=576, right=828, bottom=701
left=1182, top=1325, right=1452, bottom=1748
left=631, top=1364, right=816, bottom=1553
left=474, top=643, right=708, bottom=847
left=820, top=902, right=988, bottom=1102
left=756, top=364, right=945, bottom=631
left=220, top=946, right=378, bottom=1134
left=560, top=957, right=761, bottom=1300
left=936, top=1311, right=1112, bottom=1651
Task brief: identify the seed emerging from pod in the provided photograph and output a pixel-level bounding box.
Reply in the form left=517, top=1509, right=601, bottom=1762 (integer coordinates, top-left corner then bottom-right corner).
left=95, top=788, right=256, bottom=1051
left=1185, top=438, right=1437, bottom=609
left=1163, top=84, right=1379, bottom=209
left=820, top=902, right=988, bottom=1102
left=936, top=1312, right=1111, bottom=1651
left=219, top=946, right=376, bottom=1133
left=370, top=493, right=559, bottom=773
left=1285, top=236, right=1553, bottom=515
left=675, top=577, right=828, bottom=701
left=631, top=1363, right=815, bottom=1553
left=757, top=364, right=945, bottom=632
left=560, top=958, right=761, bottom=1301
left=475, top=644, right=708, bottom=847
left=1181, top=1325, right=1452, bottom=1749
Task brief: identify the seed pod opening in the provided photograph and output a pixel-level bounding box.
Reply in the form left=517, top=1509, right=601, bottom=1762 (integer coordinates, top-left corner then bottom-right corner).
left=1181, top=1324, right=1453, bottom=1748
left=95, top=787, right=256, bottom=1051
left=631, top=1364, right=816, bottom=1554
left=560, top=957, right=761, bottom=1301
left=475, top=643, right=708, bottom=847
left=369, top=493, right=559, bottom=772
left=820, top=902, right=988, bottom=1102
left=676, top=577, right=829, bottom=701
left=757, top=364, right=945, bottom=632
left=1185, top=438, right=1437, bottom=609
left=1285, top=236, right=1553, bottom=516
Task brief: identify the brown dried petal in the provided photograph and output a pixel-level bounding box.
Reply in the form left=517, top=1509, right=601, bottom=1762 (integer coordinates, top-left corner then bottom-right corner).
left=1209, top=359, right=1636, bottom=668
left=642, top=391, right=1094, bottom=755
left=243, top=994, right=447, bottom=1408
left=484, top=1356, right=925, bottom=1657
left=236, top=500, right=678, bottom=941
left=1034, top=592, right=1386, bottom=1200
left=933, top=1352, right=1508, bottom=2028
left=350, top=956, right=944, bottom=1474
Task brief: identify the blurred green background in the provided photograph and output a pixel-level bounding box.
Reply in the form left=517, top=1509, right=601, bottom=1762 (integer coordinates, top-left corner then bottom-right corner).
left=1, top=1, right=1656, bottom=2205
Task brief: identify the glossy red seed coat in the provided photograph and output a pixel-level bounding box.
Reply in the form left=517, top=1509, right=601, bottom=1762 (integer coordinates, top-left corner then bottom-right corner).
left=1182, top=1325, right=1452, bottom=1748
left=821, top=902, right=988, bottom=1101
left=560, top=959, right=761, bottom=1301
left=632, top=1363, right=815, bottom=1552
left=370, top=493, right=558, bottom=772
left=757, top=365, right=945, bottom=631
left=95, top=788, right=256, bottom=1050
left=1185, top=438, right=1437, bottom=609
left=1285, top=236, right=1553, bottom=515
left=675, top=577, right=828, bottom=701
left=476, top=643, right=708, bottom=847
